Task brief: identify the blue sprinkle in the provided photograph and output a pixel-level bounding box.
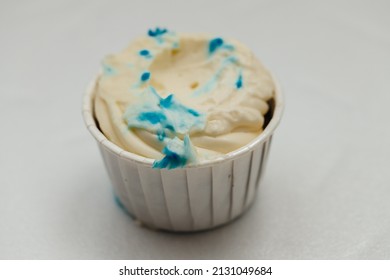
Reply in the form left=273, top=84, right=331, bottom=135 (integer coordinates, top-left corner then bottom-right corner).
left=153, top=149, right=185, bottom=169
left=188, top=108, right=200, bottom=117
left=140, top=71, right=151, bottom=82
left=102, top=64, right=116, bottom=76
left=139, top=49, right=150, bottom=56
left=209, top=37, right=224, bottom=54
left=153, top=153, right=183, bottom=169
left=148, top=27, right=168, bottom=37
left=159, top=94, right=174, bottom=108
left=137, top=112, right=166, bottom=124
left=157, top=130, right=166, bottom=141
left=152, top=136, right=194, bottom=169
left=236, top=72, right=243, bottom=89
left=165, top=124, right=175, bottom=132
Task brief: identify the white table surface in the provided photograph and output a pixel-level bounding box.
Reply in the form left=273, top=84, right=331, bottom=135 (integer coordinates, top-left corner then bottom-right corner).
left=1, top=0, right=390, bottom=259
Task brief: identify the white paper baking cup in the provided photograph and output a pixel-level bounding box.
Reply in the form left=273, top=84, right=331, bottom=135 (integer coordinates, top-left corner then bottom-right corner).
left=83, top=75, right=283, bottom=232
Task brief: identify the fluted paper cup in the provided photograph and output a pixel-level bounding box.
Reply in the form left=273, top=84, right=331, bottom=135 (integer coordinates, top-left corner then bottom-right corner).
left=83, top=75, right=283, bottom=232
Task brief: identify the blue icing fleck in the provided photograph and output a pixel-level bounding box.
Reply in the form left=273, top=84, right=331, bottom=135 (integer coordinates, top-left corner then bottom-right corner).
left=153, top=136, right=196, bottom=169
left=209, top=37, right=235, bottom=56
left=148, top=27, right=168, bottom=37
left=139, top=49, right=150, bottom=56
left=209, top=37, right=224, bottom=55
left=236, top=71, right=243, bottom=89
left=140, top=71, right=151, bottom=82
left=188, top=108, right=200, bottom=117
left=157, top=130, right=166, bottom=141
left=165, top=124, right=175, bottom=131
left=138, top=111, right=166, bottom=124
left=123, top=87, right=204, bottom=169
left=139, top=49, right=152, bottom=59
left=159, top=94, right=174, bottom=108
left=124, top=88, right=204, bottom=135
left=102, top=63, right=116, bottom=76
left=193, top=56, right=239, bottom=96
left=147, top=28, right=170, bottom=44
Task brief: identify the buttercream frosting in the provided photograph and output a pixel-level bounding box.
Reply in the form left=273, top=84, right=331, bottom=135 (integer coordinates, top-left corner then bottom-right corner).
left=94, top=28, right=274, bottom=168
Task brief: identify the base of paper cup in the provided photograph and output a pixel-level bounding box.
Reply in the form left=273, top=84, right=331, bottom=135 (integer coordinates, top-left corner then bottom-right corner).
left=114, top=191, right=259, bottom=233
left=83, top=73, right=283, bottom=232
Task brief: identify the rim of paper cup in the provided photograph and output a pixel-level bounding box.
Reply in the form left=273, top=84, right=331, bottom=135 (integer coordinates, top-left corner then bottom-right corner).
left=83, top=72, right=284, bottom=168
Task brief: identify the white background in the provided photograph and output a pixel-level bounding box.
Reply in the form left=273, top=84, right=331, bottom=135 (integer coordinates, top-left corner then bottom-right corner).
left=1, top=0, right=389, bottom=259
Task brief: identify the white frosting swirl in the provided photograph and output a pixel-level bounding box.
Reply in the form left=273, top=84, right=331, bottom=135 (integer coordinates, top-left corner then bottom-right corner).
left=94, top=30, right=274, bottom=167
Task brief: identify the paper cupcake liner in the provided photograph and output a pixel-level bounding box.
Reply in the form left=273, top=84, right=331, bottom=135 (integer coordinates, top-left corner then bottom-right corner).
left=83, top=75, right=283, bottom=232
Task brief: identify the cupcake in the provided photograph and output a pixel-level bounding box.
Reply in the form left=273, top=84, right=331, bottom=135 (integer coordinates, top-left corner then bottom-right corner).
left=83, top=28, right=283, bottom=231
